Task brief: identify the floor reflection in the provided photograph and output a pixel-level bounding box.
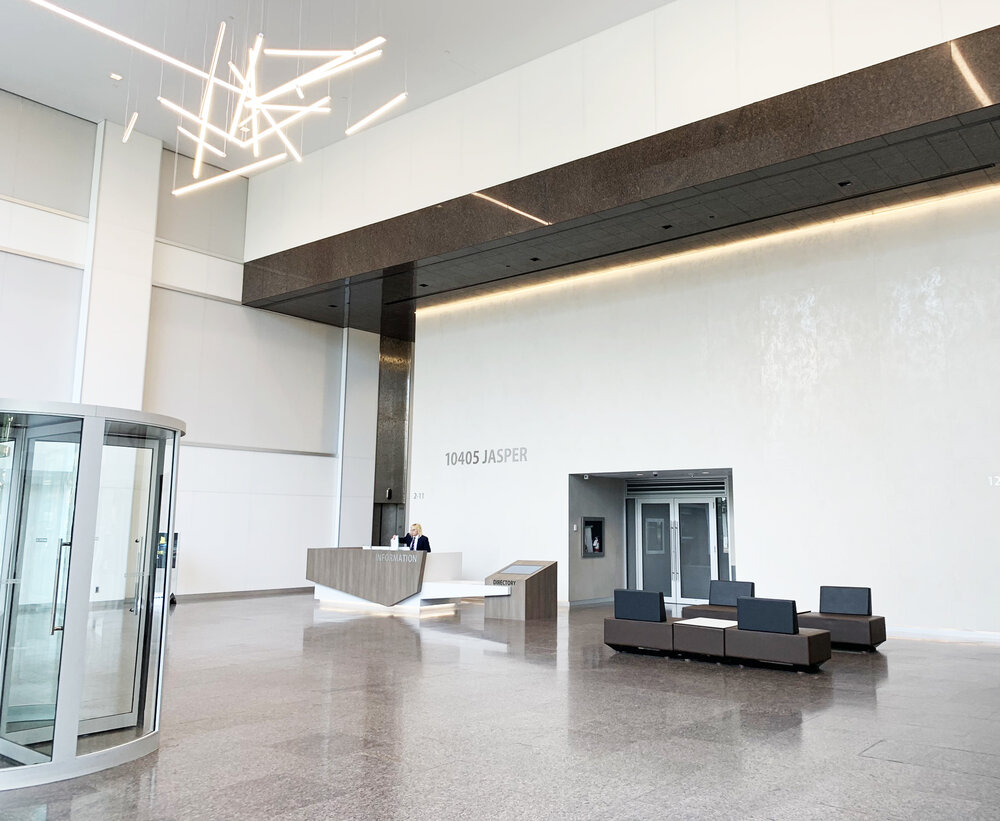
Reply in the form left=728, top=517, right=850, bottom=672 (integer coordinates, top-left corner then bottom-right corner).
left=0, top=593, right=996, bottom=821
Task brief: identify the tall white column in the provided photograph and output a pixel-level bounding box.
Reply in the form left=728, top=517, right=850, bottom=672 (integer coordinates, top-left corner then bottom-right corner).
left=74, top=120, right=161, bottom=409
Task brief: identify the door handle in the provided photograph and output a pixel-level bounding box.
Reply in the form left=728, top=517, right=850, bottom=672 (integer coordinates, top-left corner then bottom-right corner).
left=50, top=539, right=70, bottom=635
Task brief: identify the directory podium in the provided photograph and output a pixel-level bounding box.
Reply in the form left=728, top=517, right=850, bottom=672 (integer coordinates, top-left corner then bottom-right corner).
left=484, top=560, right=557, bottom=620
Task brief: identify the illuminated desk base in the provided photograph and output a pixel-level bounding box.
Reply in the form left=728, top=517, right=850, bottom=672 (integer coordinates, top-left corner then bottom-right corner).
left=314, top=580, right=511, bottom=617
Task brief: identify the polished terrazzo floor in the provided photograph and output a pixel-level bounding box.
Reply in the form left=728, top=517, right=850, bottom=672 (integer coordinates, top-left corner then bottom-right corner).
left=1, top=593, right=998, bottom=820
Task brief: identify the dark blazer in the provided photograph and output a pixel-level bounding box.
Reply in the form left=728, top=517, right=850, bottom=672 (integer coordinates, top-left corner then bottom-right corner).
left=401, top=534, right=431, bottom=552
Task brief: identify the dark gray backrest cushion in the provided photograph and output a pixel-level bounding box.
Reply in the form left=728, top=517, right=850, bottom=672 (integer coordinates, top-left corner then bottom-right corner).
left=737, top=597, right=798, bottom=634
left=819, top=586, right=872, bottom=616
left=709, top=579, right=755, bottom=607
left=614, top=589, right=666, bottom=622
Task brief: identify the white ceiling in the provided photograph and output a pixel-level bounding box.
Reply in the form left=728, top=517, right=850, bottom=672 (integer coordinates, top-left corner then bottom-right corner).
left=0, top=0, right=671, bottom=171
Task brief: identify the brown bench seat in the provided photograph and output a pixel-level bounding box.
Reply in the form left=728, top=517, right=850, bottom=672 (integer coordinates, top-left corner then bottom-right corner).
left=681, top=579, right=755, bottom=620
left=604, top=589, right=677, bottom=653
left=797, top=586, right=886, bottom=649
left=725, top=597, right=831, bottom=670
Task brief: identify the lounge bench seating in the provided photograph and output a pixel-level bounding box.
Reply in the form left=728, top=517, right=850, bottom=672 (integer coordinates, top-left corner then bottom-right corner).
left=606, top=590, right=831, bottom=671
left=798, top=586, right=886, bottom=649
left=680, top=579, right=755, bottom=620
left=604, top=589, right=676, bottom=653
left=725, top=597, right=831, bottom=669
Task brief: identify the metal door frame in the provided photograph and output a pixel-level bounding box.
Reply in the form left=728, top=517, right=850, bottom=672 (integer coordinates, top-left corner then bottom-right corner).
left=76, top=432, right=165, bottom=737
left=0, top=419, right=83, bottom=763
left=635, top=496, right=719, bottom=606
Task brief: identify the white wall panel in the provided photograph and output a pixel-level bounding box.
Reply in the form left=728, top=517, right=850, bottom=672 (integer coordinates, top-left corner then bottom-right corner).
left=76, top=122, right=161, bottom=409
left=655, top=0, right=739, bottom=130
left=408, top=186, right=1000, bottom=637
left=831, top=0, right=943, bottom=77
left=151, top=241, right=243, bottom=302
left=518, top=44, right=586, bottom=173
left=144, top=288, right=342, bottom=454
left=0, top=89, right=96, bottom=218
left=172, top=445, right=337, bottom=595
left=246, top=0, right=1000, bottom=261
left=0, top=250, right=81, bottom=401
left=0, top=199, right=87, bottom=268
left=156, top=150, right=247, bottom=261
left=458, top=71, right=523, bottom=197
left=584, top=16, right=658, bottom=153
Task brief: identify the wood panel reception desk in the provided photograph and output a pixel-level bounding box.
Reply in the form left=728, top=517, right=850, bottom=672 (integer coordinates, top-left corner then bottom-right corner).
left=306, top=548, right=426, bottom=607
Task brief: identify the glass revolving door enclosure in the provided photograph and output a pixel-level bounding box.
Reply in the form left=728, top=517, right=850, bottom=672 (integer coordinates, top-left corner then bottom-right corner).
left=0, top=401, right=183, bottom=789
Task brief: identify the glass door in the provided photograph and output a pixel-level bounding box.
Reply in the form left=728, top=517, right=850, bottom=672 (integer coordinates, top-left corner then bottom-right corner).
left=636, top=497, right=719, bottom=606
left=77, top=425, right=167, bottom=750
left=0, top=418, right=83, bottom=765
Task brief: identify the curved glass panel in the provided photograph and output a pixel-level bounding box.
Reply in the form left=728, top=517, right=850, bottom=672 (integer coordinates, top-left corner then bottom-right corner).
left=0, top=414, right=82, bottom=766
left=77, top=422, right=175, bottom=755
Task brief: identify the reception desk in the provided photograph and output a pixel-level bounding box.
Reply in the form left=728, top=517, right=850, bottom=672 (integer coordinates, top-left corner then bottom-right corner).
left=306, top=547, right=509, bottom=614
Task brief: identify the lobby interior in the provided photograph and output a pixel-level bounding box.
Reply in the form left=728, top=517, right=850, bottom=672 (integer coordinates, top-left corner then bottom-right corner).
left=1, top=0, right=1000, bottom=817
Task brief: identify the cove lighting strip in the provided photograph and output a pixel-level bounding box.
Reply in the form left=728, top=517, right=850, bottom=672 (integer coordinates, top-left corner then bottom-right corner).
left=25, top=0, right=401, bottom=194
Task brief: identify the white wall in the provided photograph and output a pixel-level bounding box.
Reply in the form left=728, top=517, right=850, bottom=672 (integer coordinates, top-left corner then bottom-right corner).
left=173, top=446, right=337, bottom=595
left=75, top=121, right=162, bottom=409
left=408, top=186, right=1000, bottom=639
left=0, top=89, right=92, bottom=402
left=0, top=89, right=95, bottom=218
left=0, top=251, right=82, bottom=401
left=143, top=151, right=357, bottom=595
left=245, top=0, right=1000, bottom=260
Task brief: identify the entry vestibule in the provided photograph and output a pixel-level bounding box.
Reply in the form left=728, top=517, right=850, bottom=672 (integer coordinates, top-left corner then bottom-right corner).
left=568, top=470, right=733, bottom=608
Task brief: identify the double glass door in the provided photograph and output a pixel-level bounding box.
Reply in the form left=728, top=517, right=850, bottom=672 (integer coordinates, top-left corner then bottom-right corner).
left=636, top=497, right=718, bottom=605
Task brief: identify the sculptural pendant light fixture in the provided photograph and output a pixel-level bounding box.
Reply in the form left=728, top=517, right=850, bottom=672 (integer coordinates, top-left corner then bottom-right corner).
left=23, top=0, right=408, bottom=194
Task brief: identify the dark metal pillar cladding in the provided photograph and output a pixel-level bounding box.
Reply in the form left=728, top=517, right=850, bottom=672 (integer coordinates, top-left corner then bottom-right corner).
left=371, top=335, right=413, bottom=545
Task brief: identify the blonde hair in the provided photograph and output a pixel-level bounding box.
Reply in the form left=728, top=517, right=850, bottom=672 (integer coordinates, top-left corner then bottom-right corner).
left=409, top=523, right=423, bottom=536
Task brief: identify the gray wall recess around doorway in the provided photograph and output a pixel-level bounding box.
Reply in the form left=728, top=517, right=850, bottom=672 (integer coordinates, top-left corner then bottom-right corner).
left=568, top=475, right=625, bottom=604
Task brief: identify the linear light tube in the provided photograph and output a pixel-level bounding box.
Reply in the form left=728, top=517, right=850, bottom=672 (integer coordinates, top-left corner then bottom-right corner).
left=264, top=48, right=353, bottom=58
left=256, top=42, right=384, bottom=104
left=245, top=102, right=331, bottom=112
left=177, top=126, right=226, bottom=157
left=172, top=153, right=287, bottom=196
left=345, top=91, right=407, bottom=136
left=950, top=42, right=994, bottom=107
left=229, top=34, right=263, bottom=138
left=471, top=192, right=551, bottom=226
left=121, top=111, right=138, bottom=142
left=256, top=105, right=302, bottom=162
left=158, top=96, right=237, bottom=143
left=240, top=96, right=331, bottom=147
left=25, top=0, right=241, bottom=95
left=194, top=21, right=227, bottom=178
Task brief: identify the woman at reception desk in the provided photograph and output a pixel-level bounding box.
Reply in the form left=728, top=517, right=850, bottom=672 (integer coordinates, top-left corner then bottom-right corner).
left=398, top=523, right=431, bottom=552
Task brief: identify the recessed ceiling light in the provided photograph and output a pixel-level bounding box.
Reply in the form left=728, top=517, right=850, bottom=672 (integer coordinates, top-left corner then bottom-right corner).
left=838, top=180, right=853, bottom=188
left=662, top=224, right=672, bottom=230
left=109, top=72, right=123, bottom=81
left=530, top=257, right=540, bottom=262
